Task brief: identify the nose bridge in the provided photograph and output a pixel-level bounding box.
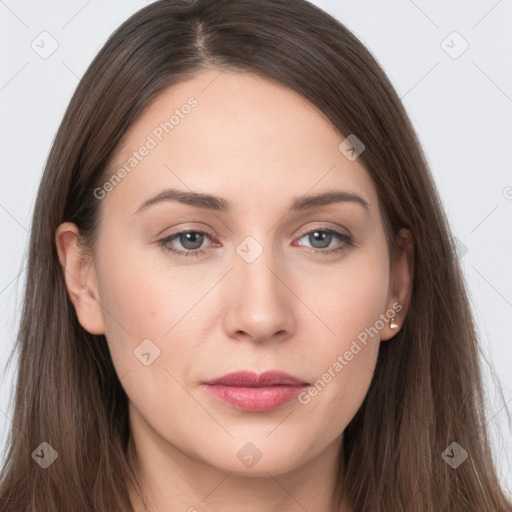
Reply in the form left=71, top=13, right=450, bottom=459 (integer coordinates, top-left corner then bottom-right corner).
left=223, top=233, right=294, bottom=342
left=234, top=233, right=285, bottom=306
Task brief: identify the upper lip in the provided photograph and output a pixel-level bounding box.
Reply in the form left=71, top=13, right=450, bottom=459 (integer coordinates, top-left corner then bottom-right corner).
left=201, top=371, right=309, bottom=387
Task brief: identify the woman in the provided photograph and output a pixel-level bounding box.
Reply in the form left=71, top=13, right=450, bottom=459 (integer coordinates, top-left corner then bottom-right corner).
left=0, top=0, right=510, bottom=510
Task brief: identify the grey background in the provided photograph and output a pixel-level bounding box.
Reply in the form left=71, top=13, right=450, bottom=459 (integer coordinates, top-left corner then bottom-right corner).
left=1, top=0, right=511, bottom=494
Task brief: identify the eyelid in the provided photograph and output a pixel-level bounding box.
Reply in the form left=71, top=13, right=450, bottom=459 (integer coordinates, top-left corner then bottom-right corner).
left=158, top=222, right=354, bottom=259
left=295, top=222, right=351, bottom=239
left=159, top=223, right=349, bottom=245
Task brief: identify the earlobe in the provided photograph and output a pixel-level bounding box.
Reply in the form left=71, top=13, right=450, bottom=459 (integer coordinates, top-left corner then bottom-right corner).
left=381, top=228, right=414, bottom=341
left=55, top=222, right=105, bottom=335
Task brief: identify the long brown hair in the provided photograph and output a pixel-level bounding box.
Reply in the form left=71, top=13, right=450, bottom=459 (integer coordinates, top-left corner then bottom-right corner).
left=1, top=0, right=510, bottom=510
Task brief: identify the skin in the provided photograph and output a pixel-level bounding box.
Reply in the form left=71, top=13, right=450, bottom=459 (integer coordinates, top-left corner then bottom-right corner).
left=56, top=68, right=414, bottom=512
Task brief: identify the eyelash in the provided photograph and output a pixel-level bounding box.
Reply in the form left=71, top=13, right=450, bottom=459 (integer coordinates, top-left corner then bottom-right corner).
left=157, top=226, right=354, bottom=259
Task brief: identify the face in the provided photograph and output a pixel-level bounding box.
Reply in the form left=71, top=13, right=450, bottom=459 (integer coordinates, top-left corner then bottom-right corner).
left=57, top=68, right=412, bottom=481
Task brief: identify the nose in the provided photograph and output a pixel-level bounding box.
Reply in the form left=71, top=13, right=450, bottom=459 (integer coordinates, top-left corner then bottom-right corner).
left=222, top=245, right=296, bottom=345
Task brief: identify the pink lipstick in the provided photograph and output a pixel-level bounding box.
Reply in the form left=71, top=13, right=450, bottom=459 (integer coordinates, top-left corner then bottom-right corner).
left=200, top=370, right=309, bottom=412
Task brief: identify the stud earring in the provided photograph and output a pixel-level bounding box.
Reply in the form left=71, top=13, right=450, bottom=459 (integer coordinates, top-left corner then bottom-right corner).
left=390, top=317, right=399, bottom=329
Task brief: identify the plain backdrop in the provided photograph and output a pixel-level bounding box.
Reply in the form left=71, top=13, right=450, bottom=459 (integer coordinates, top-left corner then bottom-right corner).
left=1, top=0, right=511, bottom=495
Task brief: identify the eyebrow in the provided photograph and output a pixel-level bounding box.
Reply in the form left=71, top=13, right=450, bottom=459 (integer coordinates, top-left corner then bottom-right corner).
left=132, top=188, right=370, bottom=215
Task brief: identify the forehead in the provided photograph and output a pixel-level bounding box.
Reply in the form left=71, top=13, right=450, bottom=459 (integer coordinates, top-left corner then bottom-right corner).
left=101, top=69, right=378, bottom=219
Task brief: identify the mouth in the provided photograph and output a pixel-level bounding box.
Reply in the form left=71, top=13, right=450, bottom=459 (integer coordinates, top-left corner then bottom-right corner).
left=200, top=370, right=309, bottom=412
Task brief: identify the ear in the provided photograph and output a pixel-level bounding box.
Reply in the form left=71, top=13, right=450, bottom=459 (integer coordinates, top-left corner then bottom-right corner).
left=55, top=222, right=105, bottom=335
left=381, top=228, right=414, bottom=341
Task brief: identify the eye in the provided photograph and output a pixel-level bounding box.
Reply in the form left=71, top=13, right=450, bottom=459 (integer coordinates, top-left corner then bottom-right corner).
left=158, top=230, right=215, bottom=258
left=157, top=226, right=354, bottom=258
left=293, top=227, right=354, bottom=255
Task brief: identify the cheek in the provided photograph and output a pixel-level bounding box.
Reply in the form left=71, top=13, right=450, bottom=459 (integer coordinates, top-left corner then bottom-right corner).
left=93, top=236, right=175, bottom=371
left=297, top=241, right=389, bottom=416
left=93, top=236, right=216, bottom=385
left=96, top=254, right=162, bottom=337
left=93, top=245, right=199, bottom=419
left=305, top=238, right=390, bottom=346
left=95, top=228, right=196, bottom=333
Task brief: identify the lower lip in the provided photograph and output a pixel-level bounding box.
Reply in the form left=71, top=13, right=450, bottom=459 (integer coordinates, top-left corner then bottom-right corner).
left=201, top=384, right=307, bottom=412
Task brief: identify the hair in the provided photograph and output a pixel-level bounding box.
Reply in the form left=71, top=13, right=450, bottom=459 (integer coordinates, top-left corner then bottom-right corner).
left=0, top=0, right=510, bottom=510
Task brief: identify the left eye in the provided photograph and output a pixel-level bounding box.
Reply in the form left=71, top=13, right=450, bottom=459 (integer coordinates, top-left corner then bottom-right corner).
left=158, top=228, right=353, bottom=258
left=295, top=229, right=349, bottom=250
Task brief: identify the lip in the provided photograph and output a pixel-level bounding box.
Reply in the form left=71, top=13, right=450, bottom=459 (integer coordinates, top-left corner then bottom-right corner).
left=200, top=371, right=309, bottom=412
left=201, top=370, right=309, bottom=387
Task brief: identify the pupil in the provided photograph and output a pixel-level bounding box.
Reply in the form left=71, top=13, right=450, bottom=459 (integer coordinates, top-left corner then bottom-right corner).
left=182, top=232, right=203, bottom=250
left=311, top=231, right=331, bottom=249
